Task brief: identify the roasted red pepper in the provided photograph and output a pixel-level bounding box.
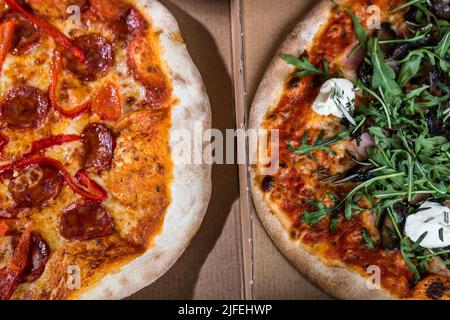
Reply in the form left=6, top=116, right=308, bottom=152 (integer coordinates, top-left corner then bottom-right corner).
left=0, top=228, right=31, bottom=300
left=0, top=156, right=107, bottom=201
left=0, top=20, right=14, bottom=72
left=5, top=0, right=86, bottom=62
left=0, top=135, right=8, bottom=154
left=75, top=169, right=107, bottom=202
left=49, top=48, right=90, bottom=118
left=29, top=134, right=80, bottom=154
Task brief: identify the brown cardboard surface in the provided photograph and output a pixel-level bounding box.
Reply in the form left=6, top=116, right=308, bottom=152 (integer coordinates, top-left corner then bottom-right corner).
left=129, top=0, right=243, bottom=300
left=242, top=0, right=333, bottom=300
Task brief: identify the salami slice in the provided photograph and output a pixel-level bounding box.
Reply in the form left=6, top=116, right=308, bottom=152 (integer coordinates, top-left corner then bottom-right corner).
left=63, top=34, right=114, bottom=82
left=24, top=234, right=49, bottom=281
left=89, top=0, right=130, bottom=21
left=125, top=8, right=146, bottom=34
left=8, top=164, right=64, bottom=207
left=81, top=123, right=114, bottom=173
left=127, top=31, right=170, bottom=106
left=1, top=86, right=50, bottom=129
left=91, top=82, right=122, bottom=121
left=59, top=200, right=113, bottom=240
left=1, top=11, right=42, bottom=55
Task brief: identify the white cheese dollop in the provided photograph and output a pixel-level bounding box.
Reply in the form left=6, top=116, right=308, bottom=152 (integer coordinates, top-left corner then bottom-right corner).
left=405, top=201, right=450, bottom=249
left=312, top=78, right=356, bottom=119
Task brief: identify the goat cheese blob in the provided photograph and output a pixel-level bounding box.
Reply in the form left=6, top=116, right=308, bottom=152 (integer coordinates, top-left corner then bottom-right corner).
left=312, top=78, right=356, bottom=119
left=405, top=201, right=450, bottom=249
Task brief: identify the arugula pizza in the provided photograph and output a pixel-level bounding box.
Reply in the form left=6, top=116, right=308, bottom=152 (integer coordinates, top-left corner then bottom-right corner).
left=250, top=0, right=450, bottom=299
left=0, top=0, right=211, bottom=299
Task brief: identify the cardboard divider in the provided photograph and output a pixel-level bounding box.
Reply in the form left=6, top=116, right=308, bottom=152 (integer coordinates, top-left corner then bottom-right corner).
left=230, top=0, right=254, bottom=300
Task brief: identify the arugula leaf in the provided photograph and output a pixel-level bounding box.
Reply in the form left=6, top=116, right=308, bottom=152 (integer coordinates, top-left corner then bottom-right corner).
left=288, top=130, right=350, bottom=160
left=368, top=38, right=401, bottom=94
left=436, top=30, right=450, bottom=58
left=302, top=199, right=335, bottom=224
left=281, top=54, right=330, bottom=78
left=329, top=216, right=339, bottom=232
left=401, top=238, right=422, bottom=284
left=337, top=3, right=368, bottom=50
left=398, top=55, right=422, bottom=87
left=391, top=0, right=427, bottom=13
left=435, top=31, right=450, bottom=72
left=362, top=229, right=376, bottom=249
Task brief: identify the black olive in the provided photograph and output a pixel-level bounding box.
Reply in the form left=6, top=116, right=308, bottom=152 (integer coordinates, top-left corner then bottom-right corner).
left=332, top=165, right=376, bottom=184
left=261, top=176, right=275, bottom=192
left=430, top=0, right=450, bottom=20
left=380, top=214, right=400, bottom=250
left=430, top=69, right=444, bottom=97
left=445, top=53, right=450, bottom=62
left=358, top=62, right=372, bottom=87
left=392, top=43, right=414, bottom=60
left=426, top=109, right=443, bottom=136
left=380, top=203, right=408, bottom=250
left=404, top=6, right=418, bottom=23
left=410, top=63, right=435, bottom=86
left=376, top=23, right=397, bottom=57
left=393, top=203, right=409, bottom=225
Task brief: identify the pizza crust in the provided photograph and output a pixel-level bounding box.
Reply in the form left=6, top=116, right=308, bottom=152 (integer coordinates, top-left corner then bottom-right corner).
left=249, top=0, right=393, bottom=300
left=77, top=0, right=211, bottom=299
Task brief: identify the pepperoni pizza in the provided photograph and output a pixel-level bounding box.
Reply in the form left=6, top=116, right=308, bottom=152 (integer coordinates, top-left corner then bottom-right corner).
left=0, top=0, right=210, bottom=299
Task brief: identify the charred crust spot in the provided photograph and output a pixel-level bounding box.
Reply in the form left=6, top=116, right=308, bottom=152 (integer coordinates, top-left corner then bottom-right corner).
left=288, top=76, right=300, bottom=89
left=426, top=280, right=447, bottom=300
left=261, top=175, right=275, bottom=192
left=290, top=228, right=300, bottom=240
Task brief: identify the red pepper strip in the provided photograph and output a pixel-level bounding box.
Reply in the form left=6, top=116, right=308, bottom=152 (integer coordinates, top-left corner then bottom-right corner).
left=0, top=221, right=9, bottom=236
left=49, top=48, right=90, bottom=118
left=30, top=134, right=80, bottom=154
left=0, top=20, right=14, bottom=72
left=0, top=156, right=107, bottom=201
left=4, top=0, right=86, bottom=62
left=0, top=135, right=8, bottom=154
left=75, top=169, right=107, bottom=201
left=0, top=228, right=31, bottom=300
